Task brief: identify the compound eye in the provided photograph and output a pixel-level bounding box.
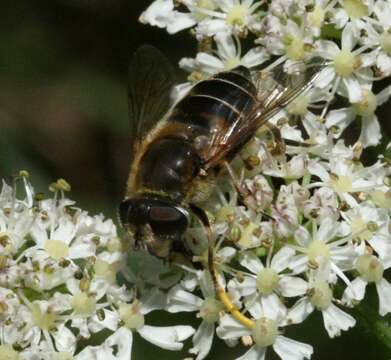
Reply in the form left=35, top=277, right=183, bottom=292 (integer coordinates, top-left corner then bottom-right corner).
left=149, top=206, right=182, bottom=222
left=119, top=199, right=133, bottom=227
left=148, top=206, right=188, bottom=236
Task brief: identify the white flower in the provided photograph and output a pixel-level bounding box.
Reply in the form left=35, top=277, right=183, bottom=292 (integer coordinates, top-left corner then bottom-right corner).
left=326, top=84, right=391, bottom=147
left=228, top=247, right=307, bottom=318
left=139, top=0, right=197, bottom=34
left=166, top=271, right=222, bottom=360
left=0, top=181, right=34, bottom=256
left=103, top=298, right=195, bottom=353
left=18, top=296, right=77, bottom=353
left=173, top=32, right=269, bottom=100
left=0, top=287, right=27, bottom=346
left=289, top=217, right=356, bottom=283
left=343, top=253, right=391, bottom=315
left=196, top=0, right=265, bottom=37
left=76, top=326, right=133, bottom=360
left=287, top=276, right=356, bottom=337
left=340, top=202, right=391, bottom=265
left=315, top=23, right=372, bottom=104
left=242, top=175, right=274, bottom=211
left=308, top=157, right=386, bottom=207
left=217, top=303, right=313, bottom=360
left=28, top=214, right=96, bottom=263
left=258, top=16, right=316, bottom=61
left=303, top=187, right=340, bottom=224
left=332, top=0, right=374, bottom=29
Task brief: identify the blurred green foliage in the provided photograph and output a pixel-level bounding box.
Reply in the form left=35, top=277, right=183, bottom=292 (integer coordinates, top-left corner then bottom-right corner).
left=0, top=1, right=390, bottom=359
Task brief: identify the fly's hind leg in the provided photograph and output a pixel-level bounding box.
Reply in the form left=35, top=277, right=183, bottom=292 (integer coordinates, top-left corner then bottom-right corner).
left=189, top=204, right=255, bottom=329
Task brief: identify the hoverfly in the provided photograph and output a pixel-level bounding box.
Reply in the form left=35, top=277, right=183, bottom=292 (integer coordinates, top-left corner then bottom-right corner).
left=119, top=45, right=323, bottom=329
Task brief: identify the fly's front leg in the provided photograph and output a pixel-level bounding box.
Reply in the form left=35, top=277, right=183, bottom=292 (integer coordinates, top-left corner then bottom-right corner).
left=264, top=122, right=286, bottom=157
left=223, top=160, right=253, bottom=208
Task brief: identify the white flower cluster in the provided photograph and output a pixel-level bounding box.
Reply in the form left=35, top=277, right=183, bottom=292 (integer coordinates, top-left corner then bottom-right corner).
left=136, top=0, right=391, bottom=359
left=0, top=174, right=194, bottom=359
left=141, top=0, right=391, bottom=147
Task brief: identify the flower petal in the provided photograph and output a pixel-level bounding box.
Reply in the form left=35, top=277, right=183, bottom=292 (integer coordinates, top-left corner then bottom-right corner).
left=216, top=314, right=252, bottom=339
left=271, top=247, right=295, bottom=273
left=167, top=12, right=196, bottom=34
left=342, top=277, right=367, bottom=306
left=235, top=345, right=266, bottom=360
left=189, top=321, right=215, bottom=360
left=166, top=285, right=202, bottom=313
left=342, top=77, right=362, bottom=103
left=278, top=276, right=308, bottom=297
left=287, top=298, right=314, bottom=324
left=376, top=278, right=391, bottom=316
left=273, top=335, right=313, bottom=360
left=359, top=115, right=381, bottom=147
left=239, top=252, right=264, bottom=274
left=322, top=303, right=356, bottom=338
left=138, top=325, right=195, bottom=351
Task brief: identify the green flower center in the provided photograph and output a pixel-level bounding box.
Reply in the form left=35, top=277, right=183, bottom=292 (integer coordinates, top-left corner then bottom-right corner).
left=285, top=36, right=305, bottom=61
left=0, top=345, right=21, bottom=360
left=227, top=4, right=249, bottom=26
left=333, top=50, right=360, bottom=77
left=94, top=259, right=116, bottom=283
left=71, top=292, right=96, bottom=315
left=44, top=239, right=69, bottom=260
left=352, top=89, right=377, bottom=117
left=380, top=31, right=391, bottom=55
left=342, top=0, right=369, bottom=19
left=370, top=190, right=391, bottom=211
left=31, top=304, right=57, bottom=331
left=119, top=302, right=145, bottom=330
left=224, top=57, right=242, bottom=70
left=330, top=174, right=353, bottom=193
left=356, top=254, right=384, bottom=283
left=252, top=317, right=279, bottom=347
left=194, top=0, right=217, bottom=21
left=199, top=297, right=223, bottom=323
left=53, top=353, right=74, bottom=360
left=256, top=268, right=279, bottom=295
left=309, top=280, right=333, bottom=310
left=287, top=95, right=309, bottom=116
left=307, top=240, right=330, bottom=264
left=351, top=217, right=373, bottom=242
left=238, top=221, right=257, bottom=249
left=308, top=6, right=325, bottom=27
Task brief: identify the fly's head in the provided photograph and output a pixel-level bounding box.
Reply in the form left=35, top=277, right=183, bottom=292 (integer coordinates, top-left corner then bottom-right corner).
left=119, top=197, right=189, bottom=258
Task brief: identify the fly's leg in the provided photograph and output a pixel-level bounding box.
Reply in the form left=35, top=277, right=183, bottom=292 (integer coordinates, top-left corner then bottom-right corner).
left=223, top=161, right=275, bottom=222
left=264, top=122, right=286, bottom=157
left=189, top=204, right=255, bottom=329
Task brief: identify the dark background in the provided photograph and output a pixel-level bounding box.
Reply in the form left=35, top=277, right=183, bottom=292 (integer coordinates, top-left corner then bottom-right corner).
left=1, top=1, right=390, bottom=359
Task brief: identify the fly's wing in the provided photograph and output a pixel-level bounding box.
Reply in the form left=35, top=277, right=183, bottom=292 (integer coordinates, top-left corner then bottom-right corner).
left=203, top=58, right=325, bottom=169
left=128, top=45, right=175, bottom=155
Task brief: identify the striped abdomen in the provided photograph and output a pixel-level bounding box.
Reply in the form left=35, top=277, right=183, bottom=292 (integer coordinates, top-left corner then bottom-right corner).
left=137, top=66, right=257, bottom=201
left=171, top=66, right=257, bottom=136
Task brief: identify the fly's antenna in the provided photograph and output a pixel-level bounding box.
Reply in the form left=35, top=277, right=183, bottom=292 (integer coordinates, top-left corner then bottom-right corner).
left=190, top=204, right=255, bottom=329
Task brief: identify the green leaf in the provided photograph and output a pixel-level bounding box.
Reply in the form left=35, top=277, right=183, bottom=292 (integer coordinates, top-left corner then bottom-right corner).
left=321, top=24, right=342, bottom=40
left=352, top=298, right=391, bottom=350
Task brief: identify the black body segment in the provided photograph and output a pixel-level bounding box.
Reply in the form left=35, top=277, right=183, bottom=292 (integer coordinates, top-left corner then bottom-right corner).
left=138, top=137, right=200, bottom=201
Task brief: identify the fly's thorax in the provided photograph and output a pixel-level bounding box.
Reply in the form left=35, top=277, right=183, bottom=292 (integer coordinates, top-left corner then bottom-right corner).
left=137, top=136, right=201, bottom=202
